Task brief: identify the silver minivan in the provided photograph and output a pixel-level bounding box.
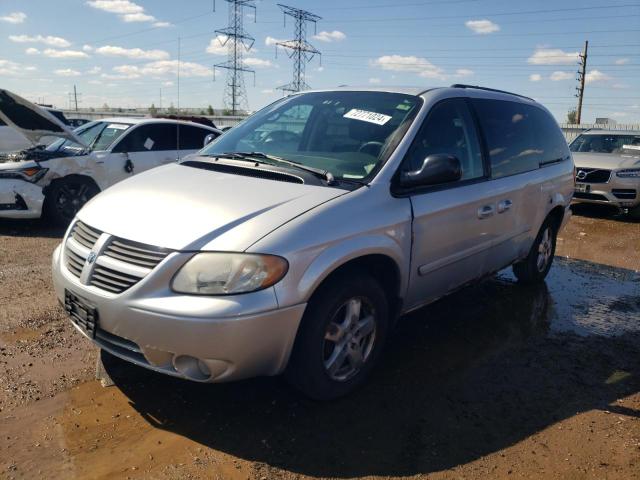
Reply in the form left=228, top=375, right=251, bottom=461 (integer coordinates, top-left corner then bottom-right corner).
left=52, top=85, right=574, bottom=399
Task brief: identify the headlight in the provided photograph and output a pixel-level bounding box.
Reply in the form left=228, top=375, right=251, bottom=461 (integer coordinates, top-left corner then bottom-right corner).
left=616, top=168, right=640, bottom=178
left=171, top=252, right=288, bottom=295
left=0, top=166, right=48, bottom=183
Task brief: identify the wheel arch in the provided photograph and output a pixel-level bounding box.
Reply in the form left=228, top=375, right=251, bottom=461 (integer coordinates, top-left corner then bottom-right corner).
left=42, top=173, right=101, bottom=198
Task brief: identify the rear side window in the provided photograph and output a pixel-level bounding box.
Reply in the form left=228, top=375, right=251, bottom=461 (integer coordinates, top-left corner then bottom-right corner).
left=471, top=99, right=568, bottom=178
left=177, top=125, right=218, bottom=150
left=113, top=124, right=179, bottom=152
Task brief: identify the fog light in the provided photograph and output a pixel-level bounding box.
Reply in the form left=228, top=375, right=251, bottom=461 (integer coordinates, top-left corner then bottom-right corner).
left=173, top=355, right=211, bottom=381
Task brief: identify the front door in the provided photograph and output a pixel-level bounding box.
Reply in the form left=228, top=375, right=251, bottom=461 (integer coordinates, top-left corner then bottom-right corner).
left=402, top=98, right=502, bottom=310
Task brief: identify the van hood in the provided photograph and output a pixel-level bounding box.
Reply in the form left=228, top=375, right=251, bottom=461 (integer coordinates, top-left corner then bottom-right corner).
left=77, top=162, right=348, bottom=251
left=0, top=89, right=86, bottom=147
left=573, top=151, right=640, bottom=169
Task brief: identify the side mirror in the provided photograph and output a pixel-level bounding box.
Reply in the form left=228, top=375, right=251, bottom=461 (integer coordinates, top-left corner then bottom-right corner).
left=400, top=154, right=462, bottom=188
left=203, top=133, right=216, bottom=147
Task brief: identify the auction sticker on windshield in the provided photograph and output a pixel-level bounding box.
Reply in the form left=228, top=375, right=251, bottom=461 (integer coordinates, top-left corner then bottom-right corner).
left=344, top=109, right=392, bottom=125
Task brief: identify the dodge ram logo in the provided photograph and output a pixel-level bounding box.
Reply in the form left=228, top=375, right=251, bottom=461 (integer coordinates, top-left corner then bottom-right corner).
left=87, top=251, right=97, bottom=265
left=576, top=170, right=588, bottom=181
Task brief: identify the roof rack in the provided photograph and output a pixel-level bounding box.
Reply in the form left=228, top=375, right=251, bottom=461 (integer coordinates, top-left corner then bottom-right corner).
left=449, top=84, right=533, bottom=101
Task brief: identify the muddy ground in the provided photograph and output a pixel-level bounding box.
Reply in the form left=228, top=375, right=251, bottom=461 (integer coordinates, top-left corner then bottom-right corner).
left=0, top=203, right=639, bottom=480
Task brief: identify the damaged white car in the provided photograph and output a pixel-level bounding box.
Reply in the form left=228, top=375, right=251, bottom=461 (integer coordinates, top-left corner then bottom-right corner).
left=0, top=89, right=221, bottom=224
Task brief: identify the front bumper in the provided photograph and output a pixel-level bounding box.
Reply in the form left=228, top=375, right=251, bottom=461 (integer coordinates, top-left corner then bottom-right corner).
left=52, top=244, right=306, bottom=382
left=0, top=179, right=44, bottom=219
left=573, top=173, right=640, bottom=209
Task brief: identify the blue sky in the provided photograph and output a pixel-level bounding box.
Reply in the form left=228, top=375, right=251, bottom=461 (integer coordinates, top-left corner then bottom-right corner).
left=0, top=0, right=638, bottom=122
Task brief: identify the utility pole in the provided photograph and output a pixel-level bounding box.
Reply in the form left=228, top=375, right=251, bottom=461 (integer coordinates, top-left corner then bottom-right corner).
left=213, top=0, right=256, bottom=115
left=68, top=85, right=81, bottom=111
left=575, top=40, right=588, bottom=124
left=275, top=4, right=321, bottom=94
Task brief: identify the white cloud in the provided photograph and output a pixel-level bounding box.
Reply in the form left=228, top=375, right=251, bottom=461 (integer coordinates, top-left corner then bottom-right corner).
left=244, top=57, right=273, bottom=68
left=529, top=74, right=542, bottom=82
left=87, top=0, right=164, bottom=24
left=25, top=47, right=40, bottom=55
left=585, top=70, right=611, bottom=84
left=207, top=36, right=257, bottom=56
left=527, top=48, right=579, bottom=65
left=614, top=58, right=629, bottom=65
left=88, top=79, right=102, bottom=85
left=95, top=45, right=170, bottom=60
left=206, top=36, right=230, bottom=55
left=9, top=34, right=70, bottom=48
left=371, top=55, right=445, bottom=79
left=453, top=68, right=474, bottom=78
left=465, top=19, right=500, bottom=34
left=42, top=49, right=90, bottom=59
left=369, top=77, right=381, bottom=84
left=87, top=0, right=143, bottom=14
left=313, top=30, right=346, bottom=42
left=265, top=36, right=283, bottom=46
left=105, top=60, right=212, bottom=79
left=82, top=44, right=94, bottom=52
left=261, top=88, right=274, bottom=94
left=122, top=12, right=154, bottom=22
left=55, top=68, right=82, bottom=77
left=606, top=111, right=628, bottom=118
left=162, top=81, right=174, bottom=86
left=0, top=59, right=36, bottom=77
left=87, top=66, right=102, bottom=74
left=0, top=12, right=27, bottom=24
left=549, top=71, right=573, bottom=81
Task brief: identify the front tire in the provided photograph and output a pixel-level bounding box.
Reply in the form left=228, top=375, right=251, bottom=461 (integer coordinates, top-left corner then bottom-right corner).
left=513, top=218, right=558, bottom=284
left=286, top=270, right=389, bottom=400
left=44, top=177, right=99, bottom=226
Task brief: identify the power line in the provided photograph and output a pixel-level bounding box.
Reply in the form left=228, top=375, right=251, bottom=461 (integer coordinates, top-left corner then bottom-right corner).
left=213, top=0, right=257, bottom=114
left=322, top=4, right=640, bottom=22
left=275, top=4, right=322, bottom=94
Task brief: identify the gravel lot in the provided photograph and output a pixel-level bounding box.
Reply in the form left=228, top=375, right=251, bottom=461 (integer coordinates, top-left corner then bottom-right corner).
left=1, top=204, right=639, bottom=480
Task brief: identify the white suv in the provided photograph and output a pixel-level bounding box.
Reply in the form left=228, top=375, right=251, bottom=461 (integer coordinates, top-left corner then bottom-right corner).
left=52, top=85, right=574, bottom=399
left=0, top=89, right=221, bottom=224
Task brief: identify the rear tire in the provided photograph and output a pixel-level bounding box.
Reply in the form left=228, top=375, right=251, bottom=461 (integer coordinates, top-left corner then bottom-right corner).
left=513, top=218, right=558, bottom=284
left=285, top=270, right=389, bottom=400
left=44, top=177, right=99, bottom=226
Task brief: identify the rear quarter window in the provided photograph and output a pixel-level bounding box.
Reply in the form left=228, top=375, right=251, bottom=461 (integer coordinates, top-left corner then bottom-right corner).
left=471, top=99, right=569, bottom=178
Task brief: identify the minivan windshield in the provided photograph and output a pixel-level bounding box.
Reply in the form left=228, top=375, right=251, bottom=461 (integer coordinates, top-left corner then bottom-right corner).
left=200, top=91, right=422, bottom=181
left=46, top=121, right=131, bottom=154
left=570, top=133, right=640, bottom=154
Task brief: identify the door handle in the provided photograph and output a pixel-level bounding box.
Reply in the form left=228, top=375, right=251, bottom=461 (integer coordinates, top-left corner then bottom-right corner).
left=497, top=199, right=513, bottom=213
left=477, top=205, right=495, bottom=219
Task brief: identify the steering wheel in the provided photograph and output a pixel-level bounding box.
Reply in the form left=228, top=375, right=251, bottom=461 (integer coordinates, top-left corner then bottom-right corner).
left=263, top=130, right=301, bottom=144
left=358, top=141, right=385, bottom=156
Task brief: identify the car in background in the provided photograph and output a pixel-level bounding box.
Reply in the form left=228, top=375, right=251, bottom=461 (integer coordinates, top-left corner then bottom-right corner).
left=0, top=103, right=71, bottom=153
left=52, top=85, right=573, bottom=399
left=570, top=129, right=640, bottom=218
left=0, top=89, right=222, bottom=224
left=67, top=118, right=92, bottom=129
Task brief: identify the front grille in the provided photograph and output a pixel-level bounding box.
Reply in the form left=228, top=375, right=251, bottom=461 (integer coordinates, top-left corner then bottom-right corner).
left=575, top=168, right=611, bottom=184
left=612, top=189, right=637, bottom=199
left=63, top=220, right=172, bottom=294
left=90, top=265, right=143, bottom=293
left=574, top=192, right=609, bottom=201
left=65, top=248, right=85, bottom=278
left=71, top=221, right=101, bottom=249
left=103, top=238, right=170, bottom=269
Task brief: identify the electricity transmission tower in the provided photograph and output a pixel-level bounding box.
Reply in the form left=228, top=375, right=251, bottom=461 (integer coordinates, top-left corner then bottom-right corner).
left=275, top=4, right=321, bottom=94
left=575, top=40, right=588, bottom=124
left=213, top=0, right=256, bottom=115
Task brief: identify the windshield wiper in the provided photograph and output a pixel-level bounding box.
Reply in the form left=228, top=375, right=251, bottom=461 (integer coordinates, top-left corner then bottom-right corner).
left=220, top=151, right=336, bottom=185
